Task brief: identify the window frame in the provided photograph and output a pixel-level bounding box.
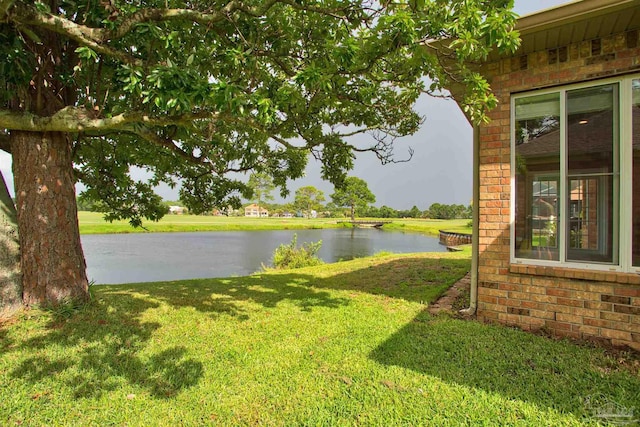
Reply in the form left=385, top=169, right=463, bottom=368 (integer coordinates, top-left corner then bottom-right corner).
left=510, top=74, right=640, bottom=273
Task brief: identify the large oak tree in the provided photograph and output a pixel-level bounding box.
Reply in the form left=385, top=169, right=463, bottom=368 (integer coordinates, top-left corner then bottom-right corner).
left=0, top=0, right=518, bottom=308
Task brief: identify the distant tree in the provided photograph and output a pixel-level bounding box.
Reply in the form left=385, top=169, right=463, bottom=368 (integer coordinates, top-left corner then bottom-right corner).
left=247, top=172, right=275, bottom=213
left=363, top=205, right=380, bottom=218
left=323, top=202, right=343, bottom=218
left=76, top=193, right=103, bottom=212
left=408, top=205, right=422, bottom=218
left=293, top=186, right=325, bottom=218
left=465, top=203, right=473, bottom=219
left=427, top=203, right=471, bottom=219
left=379, top=205, right=398, bottom=218
left=331, top=177, right=376, bottom=222
left=427, top=203, right=445, bottom=219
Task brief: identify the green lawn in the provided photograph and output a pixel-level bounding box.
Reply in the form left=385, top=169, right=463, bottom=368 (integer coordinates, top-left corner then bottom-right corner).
left=78, top=211, right=472, bottom=236
left=1, top=250, right=638, bottom=426
left=77, top=211, right=348, bottom=234
left=381, top=218, right=472, bottom=235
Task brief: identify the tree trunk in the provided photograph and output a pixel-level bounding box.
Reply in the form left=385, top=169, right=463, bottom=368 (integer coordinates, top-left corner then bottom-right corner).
left=0, top=170, right=21, bottom=316
left=10, top=131, right=89, bottom=306
left=350, top=204, right=355, bottom=222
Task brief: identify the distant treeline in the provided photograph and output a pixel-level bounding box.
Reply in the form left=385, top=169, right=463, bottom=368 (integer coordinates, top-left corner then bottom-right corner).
left=362, top=203, right=472, bottom=219
left=77, top=195, right=471, bottom=220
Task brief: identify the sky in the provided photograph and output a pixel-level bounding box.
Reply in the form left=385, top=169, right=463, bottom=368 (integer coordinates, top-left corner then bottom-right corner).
left=0, top=0, right=571, bottom=210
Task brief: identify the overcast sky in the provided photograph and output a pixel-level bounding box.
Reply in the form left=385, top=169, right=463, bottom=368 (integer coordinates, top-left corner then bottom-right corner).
left=0, top=0, right=570, bottom=209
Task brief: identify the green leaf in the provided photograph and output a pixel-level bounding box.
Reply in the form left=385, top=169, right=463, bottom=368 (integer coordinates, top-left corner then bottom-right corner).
left=75, top=46, right=98, bottom=61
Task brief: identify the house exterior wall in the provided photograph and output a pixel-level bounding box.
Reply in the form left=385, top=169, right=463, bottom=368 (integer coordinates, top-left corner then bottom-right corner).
left=477, top=28, right=640, bottom=350
left=244, top=204, right=269, bottom=217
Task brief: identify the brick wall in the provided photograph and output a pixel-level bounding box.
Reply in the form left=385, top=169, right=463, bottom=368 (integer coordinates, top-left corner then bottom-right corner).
left=476, top=29, right=640, bottom=351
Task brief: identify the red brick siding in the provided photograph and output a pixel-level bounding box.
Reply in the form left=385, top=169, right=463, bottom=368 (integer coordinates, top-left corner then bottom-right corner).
left=476, top=30, right=640, bottom=350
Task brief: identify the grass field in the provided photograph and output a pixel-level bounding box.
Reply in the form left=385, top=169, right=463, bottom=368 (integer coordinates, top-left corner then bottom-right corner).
left=1, top=250, right=638, bottom=426
left=78, top=211, right=473, bottom=236
left=381, top=218, right=472, bottom=235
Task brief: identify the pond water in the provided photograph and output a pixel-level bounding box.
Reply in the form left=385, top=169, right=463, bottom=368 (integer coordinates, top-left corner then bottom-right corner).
left=81, top=228, right=446, bottom=284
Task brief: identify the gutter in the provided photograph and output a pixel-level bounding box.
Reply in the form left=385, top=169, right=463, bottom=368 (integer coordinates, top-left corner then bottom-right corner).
left=461, top=124, right=480, bottom=316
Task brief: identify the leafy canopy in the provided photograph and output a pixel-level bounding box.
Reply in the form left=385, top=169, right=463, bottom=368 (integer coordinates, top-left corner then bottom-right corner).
left=0, top=0, right=518, bottom=225
left=331, top=176, right=376, bottom=217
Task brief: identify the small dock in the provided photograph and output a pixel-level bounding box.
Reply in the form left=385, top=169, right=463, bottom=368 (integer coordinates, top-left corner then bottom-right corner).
left=338, top=220, right=392, bottom=228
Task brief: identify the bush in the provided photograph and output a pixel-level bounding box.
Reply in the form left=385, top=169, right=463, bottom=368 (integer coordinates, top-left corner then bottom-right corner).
left=272, top=234, right=324, bottom=269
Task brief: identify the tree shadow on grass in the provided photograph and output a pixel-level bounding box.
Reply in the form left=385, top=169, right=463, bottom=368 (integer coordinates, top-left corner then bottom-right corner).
left=108, top=273, right=353, bottom=320
left=0, top=326, right=13, bottom=351
left=115, top=256, right=469, bottom=319
left=8, top=294, right=203, bottom=399
left=299, top=256, right=470, bottom=304
left=6, top=268, right=359, bottom=401
left=370, top=309, right=640, bottom=420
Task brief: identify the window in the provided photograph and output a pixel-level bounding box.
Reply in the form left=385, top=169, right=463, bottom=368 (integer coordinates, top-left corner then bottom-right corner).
left=512, top=76, right=639, bottom=272
left=514, top=93, right=560, bottom=260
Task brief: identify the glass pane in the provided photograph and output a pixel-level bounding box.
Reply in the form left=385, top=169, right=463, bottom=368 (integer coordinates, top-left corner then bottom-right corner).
left=566, top=84, right=618, bottom=264
left=633, top=79, right=640, bottom=267
left=567, top=176, right=615, bottom=262
left=514, top=93, right=560, bottom=260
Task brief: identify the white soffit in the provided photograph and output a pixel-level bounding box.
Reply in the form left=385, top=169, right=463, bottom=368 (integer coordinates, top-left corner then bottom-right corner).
left=504, top=0, right=640, bottom=57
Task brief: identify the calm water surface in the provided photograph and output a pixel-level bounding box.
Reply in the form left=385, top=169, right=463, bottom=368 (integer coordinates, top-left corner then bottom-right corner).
left=81, top=228, right=446, bottom=284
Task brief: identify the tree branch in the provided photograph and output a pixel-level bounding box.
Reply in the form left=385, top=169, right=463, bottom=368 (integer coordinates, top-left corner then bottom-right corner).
left=131, top=127, right=208, bottom=167
left=0, top=107, right=222, bottom=132
left=9, top=0, right=351, bottom=51
left=108, top=0, right=281, bottom=40
left=108, top=0, right=354, bottom=40
left=10, top=1, right=141, bottom=66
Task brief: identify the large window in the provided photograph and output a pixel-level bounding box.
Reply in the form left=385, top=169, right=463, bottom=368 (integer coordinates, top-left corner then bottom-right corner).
left=512, top=76, right=639, bottom=272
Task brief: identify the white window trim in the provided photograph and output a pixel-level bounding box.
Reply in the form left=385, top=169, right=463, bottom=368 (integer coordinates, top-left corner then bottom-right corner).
left=510, top=74, right=640, bottom=274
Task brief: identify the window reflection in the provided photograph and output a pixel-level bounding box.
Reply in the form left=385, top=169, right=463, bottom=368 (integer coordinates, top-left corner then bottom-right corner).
left=566, top=84, right=618, bottom=264
left=514, top=93, right=560, bottom=260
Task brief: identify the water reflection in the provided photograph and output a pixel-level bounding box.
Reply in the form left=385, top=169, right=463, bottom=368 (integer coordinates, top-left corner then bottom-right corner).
left=81, top=228, right=446, bottom=284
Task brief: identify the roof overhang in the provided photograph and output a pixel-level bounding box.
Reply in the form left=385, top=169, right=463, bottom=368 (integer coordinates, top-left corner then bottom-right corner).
left=506, top=0, right=640, bottom=58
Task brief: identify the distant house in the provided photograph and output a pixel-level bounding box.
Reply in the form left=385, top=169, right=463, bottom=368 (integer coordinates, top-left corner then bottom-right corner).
left=244, top=204, right=269, bottom=217
left=451, top=0, right=640, bottom=351
left=168, top=205, right=186, bottom=215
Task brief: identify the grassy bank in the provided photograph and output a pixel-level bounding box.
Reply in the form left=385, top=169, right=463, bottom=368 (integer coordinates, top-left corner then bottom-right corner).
left=78, top=211, right=348, bottom=234
left=381, top=218, right=472, bottom=235
left=2, top=250, right=638, bottom=426
left=78, top=211, right=472, bottom=235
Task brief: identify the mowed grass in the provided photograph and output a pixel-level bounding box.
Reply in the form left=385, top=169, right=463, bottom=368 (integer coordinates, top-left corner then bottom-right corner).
left=381, top=218, right=472, bottom=235
left=2, top=250, right=639, bottom=426
left=78, top=211, right=472, bottom=235
left=77, top=211, right=347, bottom=234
